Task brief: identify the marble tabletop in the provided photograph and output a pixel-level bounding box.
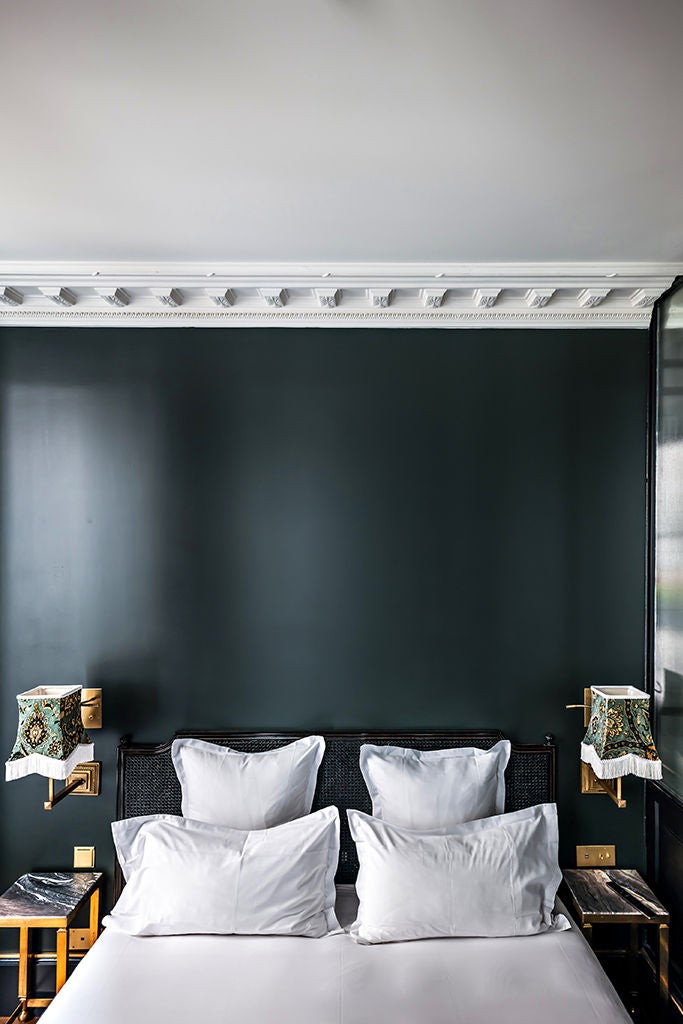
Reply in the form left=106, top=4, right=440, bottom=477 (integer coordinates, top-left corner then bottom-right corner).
left=563, top=869, right=669, bottom=922
left=0, top=872, right=102, bottom=922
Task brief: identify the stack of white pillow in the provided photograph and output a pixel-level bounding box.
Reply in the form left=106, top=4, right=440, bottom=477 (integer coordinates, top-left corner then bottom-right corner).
left=104, top=735, right=568, bottom=942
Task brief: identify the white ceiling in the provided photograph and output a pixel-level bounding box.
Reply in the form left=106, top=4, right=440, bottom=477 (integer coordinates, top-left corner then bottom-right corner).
left=2, top=0, right=683, bottom=264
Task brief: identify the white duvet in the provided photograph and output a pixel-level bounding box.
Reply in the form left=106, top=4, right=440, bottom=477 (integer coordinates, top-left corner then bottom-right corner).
left=41, top=887, right=630, bottom=1024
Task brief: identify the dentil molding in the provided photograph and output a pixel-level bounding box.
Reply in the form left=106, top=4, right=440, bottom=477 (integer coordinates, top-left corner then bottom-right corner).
left=0, top=261, right=680, bottom=328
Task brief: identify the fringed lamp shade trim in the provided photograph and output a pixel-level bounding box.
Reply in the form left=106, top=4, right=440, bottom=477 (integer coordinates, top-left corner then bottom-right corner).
left=580, top=685, right=662, bottom=781
left=5, top=686, right=93, bottom=781
left=581, top=741, right=662, bottom=781
left=5, top=743, right=94, bottom=781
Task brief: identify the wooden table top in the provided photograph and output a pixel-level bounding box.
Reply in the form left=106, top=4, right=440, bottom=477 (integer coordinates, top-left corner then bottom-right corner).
left=563, top=868, right=669, bottom=924
left=0, top=872, right=102, bottom=927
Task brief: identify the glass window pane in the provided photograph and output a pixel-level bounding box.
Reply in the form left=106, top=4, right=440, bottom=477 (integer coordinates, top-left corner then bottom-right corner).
left=654, top=281, right=683, bottom=800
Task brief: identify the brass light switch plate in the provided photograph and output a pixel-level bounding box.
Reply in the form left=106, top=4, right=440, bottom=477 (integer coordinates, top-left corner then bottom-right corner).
left=73, top=845, right=96, bottom=869
left=576, top=844, right=616, bottom=867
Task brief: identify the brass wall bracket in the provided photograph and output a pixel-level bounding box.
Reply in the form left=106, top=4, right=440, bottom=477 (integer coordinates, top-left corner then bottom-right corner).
left=44, top=762, right=101, bottom=811
left=80, top=688, right=102, bottom=729
left=580, top=763, right=626, bottom=808
left=68, top=762, right=101, bottom=797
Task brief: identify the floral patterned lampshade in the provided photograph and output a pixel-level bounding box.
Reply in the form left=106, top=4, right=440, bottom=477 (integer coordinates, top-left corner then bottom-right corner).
left=5, top=686, right=94, bottom=781
left=581, top=686, right=662, bottom=781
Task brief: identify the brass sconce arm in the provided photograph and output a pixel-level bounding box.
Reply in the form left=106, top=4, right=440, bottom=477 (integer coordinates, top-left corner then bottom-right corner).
left=43, top=763, right=101, bottom=811
left=44, top=777, right=85, bottom=811
left=565, top=688, right=592, bottom=726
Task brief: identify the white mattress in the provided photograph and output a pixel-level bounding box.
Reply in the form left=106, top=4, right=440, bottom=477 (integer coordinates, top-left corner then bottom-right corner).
left=41, top=886, right=630, bottom=1024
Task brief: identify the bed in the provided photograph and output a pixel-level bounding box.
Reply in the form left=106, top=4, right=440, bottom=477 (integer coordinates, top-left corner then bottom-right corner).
left=40, top=729, right=631, bottom=1024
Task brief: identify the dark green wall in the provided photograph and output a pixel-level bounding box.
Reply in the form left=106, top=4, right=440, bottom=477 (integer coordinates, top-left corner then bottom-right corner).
left=0, top=326, right=648, bottom=901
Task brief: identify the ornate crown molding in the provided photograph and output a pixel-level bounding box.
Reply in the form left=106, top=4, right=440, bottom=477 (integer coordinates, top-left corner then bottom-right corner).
left=0, top=261, right=680, bottom=328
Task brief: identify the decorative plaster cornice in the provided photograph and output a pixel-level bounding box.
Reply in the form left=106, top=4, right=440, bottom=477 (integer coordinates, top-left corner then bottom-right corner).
left=0, top=261, right=680, bottom=328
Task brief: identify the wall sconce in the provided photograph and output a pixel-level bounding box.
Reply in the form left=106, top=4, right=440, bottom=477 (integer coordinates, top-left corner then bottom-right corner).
left=4, top=686, right=102, bottom=810
left=567, top=686, right=662, bottom=809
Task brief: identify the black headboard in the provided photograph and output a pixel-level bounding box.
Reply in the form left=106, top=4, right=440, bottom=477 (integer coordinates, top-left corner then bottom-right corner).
left=114, top=730, right=556, bottom=900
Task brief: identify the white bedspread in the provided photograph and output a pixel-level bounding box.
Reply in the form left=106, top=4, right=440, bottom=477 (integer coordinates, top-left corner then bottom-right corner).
left=41, top=887, right=630, bottom=1024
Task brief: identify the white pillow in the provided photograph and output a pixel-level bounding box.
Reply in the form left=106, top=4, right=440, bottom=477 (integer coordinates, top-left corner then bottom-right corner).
left=359, top=738, right=511, bottom=829
left=104, top=806, right=341, bottom=937
left=171, top=735, right=325, bottom=829
left=347, top=803, right=569, bottom=944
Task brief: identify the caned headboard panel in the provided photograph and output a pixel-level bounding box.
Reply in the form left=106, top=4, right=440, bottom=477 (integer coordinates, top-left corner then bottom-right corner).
left=114, top=730, right=556, bottom=901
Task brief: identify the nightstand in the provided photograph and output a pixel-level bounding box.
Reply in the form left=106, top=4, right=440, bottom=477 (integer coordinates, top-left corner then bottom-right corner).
left=0, top=871, right=102, bottom=1023
left=563, top=868, right=669, bottom=1013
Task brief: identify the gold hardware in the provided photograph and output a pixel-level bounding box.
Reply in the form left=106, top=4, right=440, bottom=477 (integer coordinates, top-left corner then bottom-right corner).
left=44, top=762, right=101, bottom=811
left=576, top=844, right=616, bottom=867
left=0, top=951, right=86, bottom=961
left=68, top=928, right=92, bottom=952
left=6, top=1002, right=23, bottom=1023
left=671, top=991, right=683, bottom=1021
left=73, top=846, right=95, bottom=869
left=68, top=762, right=100, bottom=797
left=44, top=777, right=85, bottom=811
left=565, top=687, right=592, bottom=727
left=80, top=688, right=102, bottom=729
left=580, top=763, right=626, bottom=808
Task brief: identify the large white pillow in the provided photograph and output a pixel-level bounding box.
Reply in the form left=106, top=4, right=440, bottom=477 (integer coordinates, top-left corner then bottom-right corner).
left=347, top=803, right=569, bottom=944
left=104, top=806, right=340, bottom=937
left=171, top=735, right=325, bottom=829
left=359, top=738, right=511, bottom=829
